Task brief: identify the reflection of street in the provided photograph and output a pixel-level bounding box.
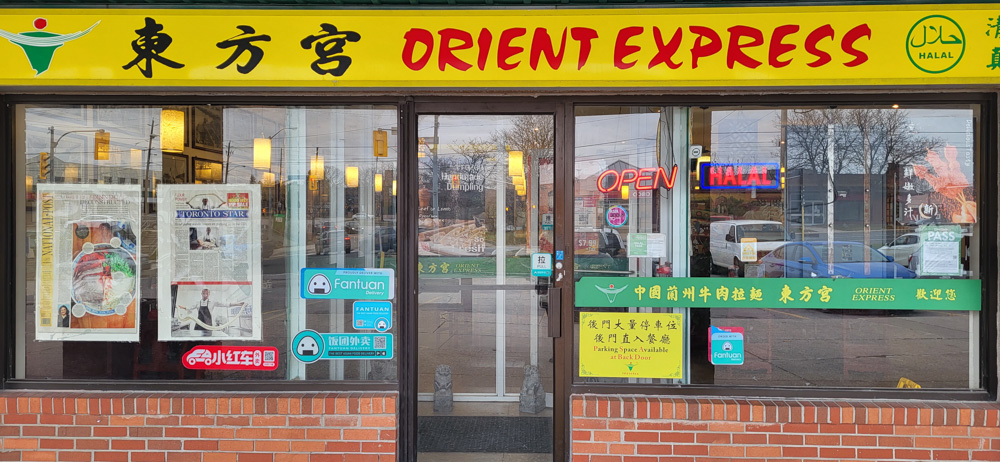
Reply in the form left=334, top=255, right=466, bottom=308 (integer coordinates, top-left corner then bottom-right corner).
left=572, top=307, right=972, bottom=389
left=708, top=307, right=970, bottom=388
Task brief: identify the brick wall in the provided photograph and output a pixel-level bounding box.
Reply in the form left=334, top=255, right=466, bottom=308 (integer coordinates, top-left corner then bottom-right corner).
left=0, top=392, right=397, bottom=462
left=571, top=394, right=1000, bottom=462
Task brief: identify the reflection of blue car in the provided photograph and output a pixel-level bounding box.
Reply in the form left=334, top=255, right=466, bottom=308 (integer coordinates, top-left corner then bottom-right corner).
left=760, top=241, right=916, bottom=279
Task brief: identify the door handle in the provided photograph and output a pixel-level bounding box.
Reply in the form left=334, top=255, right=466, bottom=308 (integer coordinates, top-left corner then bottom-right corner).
left=547, top=287, right=561, bottom=338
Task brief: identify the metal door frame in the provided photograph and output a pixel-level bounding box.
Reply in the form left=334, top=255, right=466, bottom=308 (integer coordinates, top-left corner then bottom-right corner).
left=398, top=99, right=571, bottom=462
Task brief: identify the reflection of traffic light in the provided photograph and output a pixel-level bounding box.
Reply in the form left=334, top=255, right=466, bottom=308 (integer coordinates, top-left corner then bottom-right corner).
left=94, top=130, right=110, bottom=160
left=39, top=152, right=50, bottom=180
left=373, top=130, right=388, bottom=158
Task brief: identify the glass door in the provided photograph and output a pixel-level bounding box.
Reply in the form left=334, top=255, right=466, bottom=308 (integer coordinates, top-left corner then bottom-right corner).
left=415, top=113, right=557, bottom=460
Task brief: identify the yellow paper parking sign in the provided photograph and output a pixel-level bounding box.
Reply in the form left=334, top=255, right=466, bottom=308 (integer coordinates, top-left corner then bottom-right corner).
left=579, top=311, right=683, bottom=379
left=740, top=238, right=758, bottom=262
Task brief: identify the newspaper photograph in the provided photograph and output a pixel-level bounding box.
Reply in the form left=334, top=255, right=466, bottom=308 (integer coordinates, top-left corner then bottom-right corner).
left=35, top=185, right=141, bottom=342
left=157, top=184, right=262, bottom=341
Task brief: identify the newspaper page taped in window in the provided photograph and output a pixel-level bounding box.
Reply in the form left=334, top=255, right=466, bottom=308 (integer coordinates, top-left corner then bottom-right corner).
left=158, top=185, right=262, bottom=341
left=35, top=185, right=142, bottom=342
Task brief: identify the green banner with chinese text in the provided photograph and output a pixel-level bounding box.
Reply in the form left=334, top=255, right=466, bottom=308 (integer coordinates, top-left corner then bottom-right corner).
left=576, top=277, right=981, bottom=311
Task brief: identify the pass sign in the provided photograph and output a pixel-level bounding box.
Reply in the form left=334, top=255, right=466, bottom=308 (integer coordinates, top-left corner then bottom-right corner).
left=301, top=268, right=394, bottom=300
left=740, top=238, right=758, bottom=262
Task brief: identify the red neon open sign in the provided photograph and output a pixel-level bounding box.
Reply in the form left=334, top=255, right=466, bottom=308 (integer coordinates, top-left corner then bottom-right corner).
left=596, top=165, right=678, bottom=194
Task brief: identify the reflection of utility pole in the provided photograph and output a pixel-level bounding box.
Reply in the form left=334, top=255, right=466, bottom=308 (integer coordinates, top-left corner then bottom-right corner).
left=277, top=145, right=284, bottom=213
left=142, top=119, right=157, bottom=214
left=431, top=114, right=440, bottom=219
left=825, top=124, right=835, bottom=274
left=862, top=124, right=872, bottom=274
left=780, top=109, right=787, bottom=231
left=224, top=141, right=233, bottom=183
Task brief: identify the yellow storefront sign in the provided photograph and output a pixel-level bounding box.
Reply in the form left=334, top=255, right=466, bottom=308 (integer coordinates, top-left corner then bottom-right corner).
left=579, top=311, right=683, bottom=379
left=0, top=5, right=999, bottom=88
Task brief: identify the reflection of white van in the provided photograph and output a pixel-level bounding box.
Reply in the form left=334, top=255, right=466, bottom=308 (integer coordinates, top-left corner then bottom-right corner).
left=709, top=220, right=788, bottom=275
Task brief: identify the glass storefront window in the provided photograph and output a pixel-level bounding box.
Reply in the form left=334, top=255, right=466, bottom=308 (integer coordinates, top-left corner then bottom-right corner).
left=16, top=104, right=398, bottom=381
left=574, top=104, right=982, bottom=390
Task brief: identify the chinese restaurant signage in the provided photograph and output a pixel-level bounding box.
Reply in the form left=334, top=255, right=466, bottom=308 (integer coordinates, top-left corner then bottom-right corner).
left=1, top=6, right=1000, bottom=88
left=577, top=277, right=981, bottom=311
left=699, top=162, right=780, bottom=190
left=579, top=311, right=683, bottom=379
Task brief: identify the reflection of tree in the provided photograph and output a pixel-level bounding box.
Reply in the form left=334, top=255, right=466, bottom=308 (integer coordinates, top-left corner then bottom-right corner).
left=451, top=138, right=500, bottom=191
left=784, top=108, right=940, bottom=175
left=492, top=114, right=554, bottom=162
left=493, top=115, right=554, bottom=245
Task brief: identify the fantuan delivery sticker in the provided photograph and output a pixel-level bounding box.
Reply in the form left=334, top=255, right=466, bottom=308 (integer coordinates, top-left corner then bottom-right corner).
left=0, top=18, right=100, bottom=76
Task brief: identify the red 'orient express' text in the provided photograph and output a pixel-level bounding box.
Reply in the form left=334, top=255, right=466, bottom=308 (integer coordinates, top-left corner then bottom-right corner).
left=402, top=23, right=871, bottom=71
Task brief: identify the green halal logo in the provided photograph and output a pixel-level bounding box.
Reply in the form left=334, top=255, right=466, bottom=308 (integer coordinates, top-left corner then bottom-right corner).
left=0, top=18, right=100, bottom=76
left=906, top=15, right=965, bottom=74
left=594, top=283, right=628, bottom=303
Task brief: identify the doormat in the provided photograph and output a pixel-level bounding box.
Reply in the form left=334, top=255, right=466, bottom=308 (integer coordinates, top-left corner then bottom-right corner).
left=417, top=416, right=552, bottom=453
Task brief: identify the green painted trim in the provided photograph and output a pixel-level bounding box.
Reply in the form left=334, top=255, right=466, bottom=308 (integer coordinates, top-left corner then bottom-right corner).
left=577, top=276, right=983, bottom=310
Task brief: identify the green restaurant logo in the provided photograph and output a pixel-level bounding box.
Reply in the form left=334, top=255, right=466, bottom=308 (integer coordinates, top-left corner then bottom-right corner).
left=906, top=15, right=965, bottom=74
left=0, top=18, right=100, bottom=76
left=595, top=282, right=628, bottom=303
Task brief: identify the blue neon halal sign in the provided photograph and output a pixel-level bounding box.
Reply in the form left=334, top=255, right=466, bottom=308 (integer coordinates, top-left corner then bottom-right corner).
left=699, top=162, right=781, bottom=190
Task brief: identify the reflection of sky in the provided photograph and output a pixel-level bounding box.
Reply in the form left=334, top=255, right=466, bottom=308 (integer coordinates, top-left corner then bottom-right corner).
left=712, top=110, right=780, bottom=164
left=908, top=109, right=976, bottom=177
left=575, top=112, right=660, bottom=178
left=570, top=106, right=977, bottom=192
left=417, top=114, right=510, bottom=157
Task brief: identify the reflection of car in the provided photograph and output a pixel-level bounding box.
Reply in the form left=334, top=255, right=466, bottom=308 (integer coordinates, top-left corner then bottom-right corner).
left=315, top=231, right=350, bottom=255
left=710, top=220, right=788, bottom=276
left=598, top=229, right=623, bottom=257
left=760, top=241, right=915, bottom=279
left=878, top=233, right=920, bottom=262
left=344, top=221, right=361, bottom=248
left=185, top=348, right=212, bottom=366
left=373, top=227, right=397, bottom=252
